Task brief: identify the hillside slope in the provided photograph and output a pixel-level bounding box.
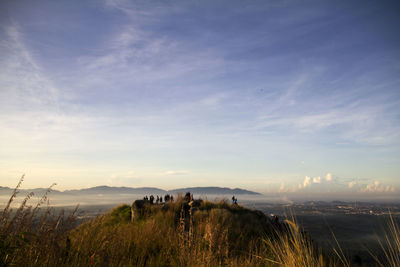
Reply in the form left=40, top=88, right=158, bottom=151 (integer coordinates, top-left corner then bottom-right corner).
left=65, top=198, right=316, bottom=266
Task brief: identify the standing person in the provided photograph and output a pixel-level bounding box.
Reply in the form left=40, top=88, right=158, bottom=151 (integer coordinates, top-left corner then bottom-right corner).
left=185, top=192, right=191, bottom=201
left=232, top=196, right=235, bottom=204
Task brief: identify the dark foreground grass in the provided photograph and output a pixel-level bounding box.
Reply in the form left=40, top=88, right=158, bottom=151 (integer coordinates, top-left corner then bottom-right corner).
left=1, top=176, right=399, bottom=266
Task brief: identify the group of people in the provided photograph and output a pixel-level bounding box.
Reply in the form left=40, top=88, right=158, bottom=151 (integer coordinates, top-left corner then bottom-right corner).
left=141, top=193, right=238, bottom=205
left=164, top=194, right=174, bottom=202
left=143, top=194, right=174, bottom=204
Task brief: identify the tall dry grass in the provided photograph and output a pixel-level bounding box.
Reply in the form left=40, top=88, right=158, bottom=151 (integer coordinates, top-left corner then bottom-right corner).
left=0, top=175, right=78, bottom=266
left=262, top=217, right=349, bottom=267
left=1, top=176, right=399, bottom=266
left=370, top=213, right=400, bottom=267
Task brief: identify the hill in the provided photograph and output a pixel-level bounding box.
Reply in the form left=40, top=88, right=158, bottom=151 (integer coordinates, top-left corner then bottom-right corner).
left=0, top=185, right=261, bottom=196
left=169, top=186, right=260, bottom=195
left=64, top=186, right=166, bottom=195
left=55, top=198, right=289, bottom=266
left=2, top=186, right=399, bottom=266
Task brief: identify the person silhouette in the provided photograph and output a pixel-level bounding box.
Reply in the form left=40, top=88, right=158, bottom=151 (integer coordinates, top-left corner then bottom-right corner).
left=232, top=196, right=237, bottom=204
left=185, top=192, right=191, bottom=201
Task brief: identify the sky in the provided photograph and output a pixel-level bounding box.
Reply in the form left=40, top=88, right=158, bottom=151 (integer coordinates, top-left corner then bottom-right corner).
left=0, top=0, right=399, bottom=198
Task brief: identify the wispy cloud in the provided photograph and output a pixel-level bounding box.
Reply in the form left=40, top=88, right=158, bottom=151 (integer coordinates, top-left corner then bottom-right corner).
left=1, top=1, right=399, bottom=192
left=254, top=84, right=400, bottom=145
left=164, top=170, right=188, bottom=176
left=108, top=171, right=141, bottom=186
left=0, top=24, right=60, bottom=112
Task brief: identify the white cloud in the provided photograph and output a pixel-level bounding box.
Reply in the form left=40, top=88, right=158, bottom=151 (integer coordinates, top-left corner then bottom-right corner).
left=278, top=183, right=286, bottom=192
left=164, top=170, right=188, bottom=176
left=313, top=176, right=321, bottom=183
left=303, top=176, right=311, bottom=187
left=348, top=181, right=357, bottom=188
left=326, top=173, right=333, bottom=182
left=360, top=181, right=396, bottom=193
left=298, top=175, right=331, bottom=190
left=107, top=171, right=141, bottom=186
left=296, top=173, right=342, bottom=191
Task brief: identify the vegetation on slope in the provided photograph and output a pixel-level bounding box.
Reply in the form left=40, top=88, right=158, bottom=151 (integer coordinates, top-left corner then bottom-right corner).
left=1, top=176, right=399, bottom=266
left=65, top=199, right=284, bottom=266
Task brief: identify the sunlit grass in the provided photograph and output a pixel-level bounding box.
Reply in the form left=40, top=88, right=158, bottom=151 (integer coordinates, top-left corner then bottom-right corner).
left=370, top=212, right=400, bottom=267
left=0, top=175, right=78, bottom=266
left=262, top=217, right=349, bottom=267
left=1, top=176, right=399, bottom=266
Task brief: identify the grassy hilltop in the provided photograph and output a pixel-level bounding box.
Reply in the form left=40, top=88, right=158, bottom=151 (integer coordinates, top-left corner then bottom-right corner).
left=1, top=179, right=399, bottom=266
left=68, top=199, right=283, bottom=266
left=0, top=191, right=328, bottom=266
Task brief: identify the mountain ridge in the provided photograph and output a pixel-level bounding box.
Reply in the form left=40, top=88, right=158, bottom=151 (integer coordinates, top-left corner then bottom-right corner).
left=0, top=185, right=261, bottom=195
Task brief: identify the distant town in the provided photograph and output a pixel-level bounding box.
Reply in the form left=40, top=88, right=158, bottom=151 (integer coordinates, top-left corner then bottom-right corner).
left=256, top=201, right=400, bottom=217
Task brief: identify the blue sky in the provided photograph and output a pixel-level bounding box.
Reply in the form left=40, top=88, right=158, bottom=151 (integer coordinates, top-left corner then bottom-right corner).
left=0, top=0, right=399, bottom=197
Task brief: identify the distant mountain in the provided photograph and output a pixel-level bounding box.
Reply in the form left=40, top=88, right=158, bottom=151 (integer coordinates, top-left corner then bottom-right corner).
left=0, top=185, right=261, bottom=196
left=0, top=186, right=62, bottom=196
left=168, top=187, right=261, bottom=195
left=0, top=186, right=12, bottom=194
left=64, top=186, right=166, bottom=195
